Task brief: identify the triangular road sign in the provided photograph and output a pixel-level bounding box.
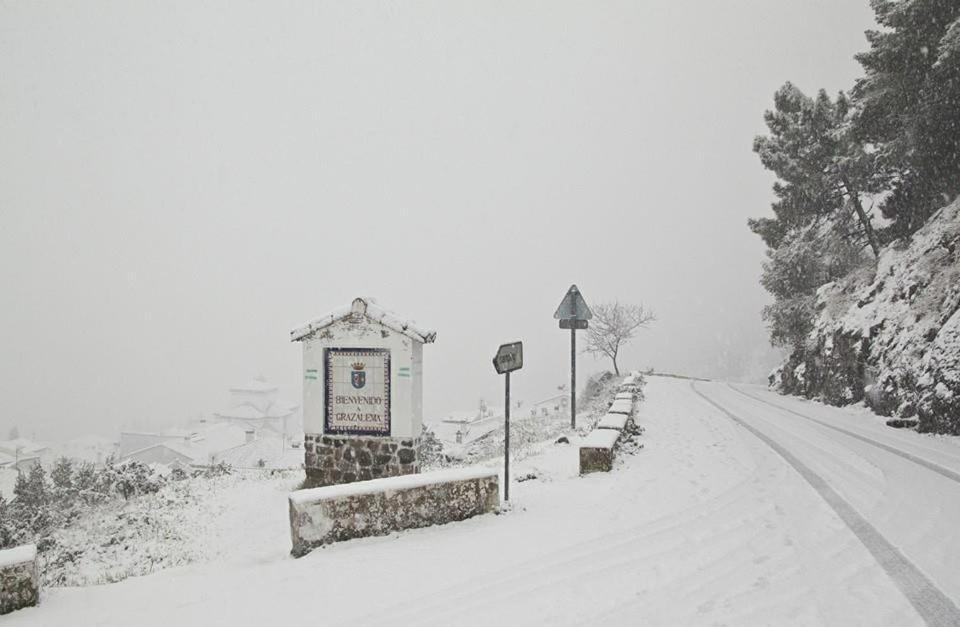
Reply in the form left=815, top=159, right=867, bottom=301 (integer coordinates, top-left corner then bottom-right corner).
left=554, top=284, right=593, bottom=320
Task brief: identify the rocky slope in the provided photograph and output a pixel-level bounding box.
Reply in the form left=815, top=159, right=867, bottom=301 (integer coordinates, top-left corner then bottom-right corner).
left=772, top=198, right=960, bottom=434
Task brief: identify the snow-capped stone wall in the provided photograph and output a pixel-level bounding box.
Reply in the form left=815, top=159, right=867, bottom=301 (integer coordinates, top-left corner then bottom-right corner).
left=579, top=428, right=620, bottom=474
left=288, top=468, right=499, bottom=557
left=774, top=197, right=960, bottom=434
left=0, top=544, right=39, bottom=615
left=578, top=375, right=642, bottom=474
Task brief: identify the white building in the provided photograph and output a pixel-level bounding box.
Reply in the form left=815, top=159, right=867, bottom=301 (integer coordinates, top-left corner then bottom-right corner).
left=119, top=376, right=301, bottom=469
left=529, top=393, right=569, bottom=417
left=0, top=439, right=50, bottom=470
left=120, top=422, right=252, bottom=468
left=213, top=376, right=300, bottom=438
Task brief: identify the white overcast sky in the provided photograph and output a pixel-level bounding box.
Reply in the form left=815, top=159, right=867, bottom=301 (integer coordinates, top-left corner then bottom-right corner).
left=1, top=1, right=875, bottom=439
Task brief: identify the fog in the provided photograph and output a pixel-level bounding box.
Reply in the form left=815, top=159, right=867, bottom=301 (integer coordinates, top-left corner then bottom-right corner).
left=1, top=1, right=874, bottom=440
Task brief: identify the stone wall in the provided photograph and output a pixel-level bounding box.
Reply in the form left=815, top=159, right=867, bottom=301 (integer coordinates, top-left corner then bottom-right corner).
left=0, top=544, right=39, bottom=615
left=303, top=433, right=421, bottom=488
left=289, top=468, right=499, bottom=557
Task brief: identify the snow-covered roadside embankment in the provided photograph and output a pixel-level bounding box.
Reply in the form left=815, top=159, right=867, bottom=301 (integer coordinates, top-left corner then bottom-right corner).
left=773, top=197, right=960, bottom=434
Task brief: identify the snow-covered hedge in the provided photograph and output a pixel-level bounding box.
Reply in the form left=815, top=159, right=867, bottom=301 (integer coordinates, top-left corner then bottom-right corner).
left=774, top=197, right=960, bottom=434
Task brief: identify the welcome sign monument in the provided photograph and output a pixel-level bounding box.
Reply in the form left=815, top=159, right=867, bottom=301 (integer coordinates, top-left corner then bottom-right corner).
left=291, top=297, right=436, bottom=487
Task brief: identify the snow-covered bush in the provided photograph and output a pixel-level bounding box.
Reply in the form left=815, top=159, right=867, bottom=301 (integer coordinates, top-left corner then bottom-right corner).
left=0, top=454, right=296, bottom=587
left=111, top=460, right=166, bottom=500
left=418, top=424, right=445, bottom=467
left=581, top=371, right=616, bottom=410
left=40, top=469, right=300, bottom=587
left=201, top=461, right=232, bottom=478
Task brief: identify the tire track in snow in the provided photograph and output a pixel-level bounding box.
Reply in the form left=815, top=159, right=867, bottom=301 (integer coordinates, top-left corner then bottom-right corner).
left=728, top=384, right=960, bottom=485
left=354, top=383, right=796, bottom=625
left=692, top=382, right=960, bottom=627
left=368, top=482, right=792, bottom=626
left=355, top=471, right=778, bottom=625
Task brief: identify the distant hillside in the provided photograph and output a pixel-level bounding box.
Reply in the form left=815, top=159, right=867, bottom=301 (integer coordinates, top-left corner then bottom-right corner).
left=772, top=198, right=960, bottom=434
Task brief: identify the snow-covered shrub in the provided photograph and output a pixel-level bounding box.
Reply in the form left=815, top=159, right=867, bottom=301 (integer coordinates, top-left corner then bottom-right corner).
left=418, top=424, right=445, bottom=468
left=581, top=371, right=615, bottom=410
left=0, top=459, right=165, bottom=553
left=0, top=456, right=298, bottom=587
left=111, top=460, right=166, bottom=500
left=41, top=469, right=300, bottom=587
left=201, top=461, right=232, bottom=478
left=169, top=467, right=190, bottom=481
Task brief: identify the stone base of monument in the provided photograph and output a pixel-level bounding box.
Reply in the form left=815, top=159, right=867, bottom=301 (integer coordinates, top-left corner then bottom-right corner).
left=0, top=544, right=39, bottom=615
left=288, top=468, right=499, bottom=557
left=303, top=434, right=421, bottom=488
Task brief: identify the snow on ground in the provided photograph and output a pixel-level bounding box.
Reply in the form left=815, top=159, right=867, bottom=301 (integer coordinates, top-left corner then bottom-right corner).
left=8, top=376, right=960, bottom=625
left=44, top=470, right=301, bottom=587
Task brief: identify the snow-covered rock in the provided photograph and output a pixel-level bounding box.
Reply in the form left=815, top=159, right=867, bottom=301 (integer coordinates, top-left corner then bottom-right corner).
left=774, top=197, right=960, bottom=433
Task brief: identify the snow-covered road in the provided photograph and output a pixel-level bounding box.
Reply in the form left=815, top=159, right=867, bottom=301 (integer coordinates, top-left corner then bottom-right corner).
left=9, top=377, right=960, bottom=626
left=694, top=382, right=960, bottom=626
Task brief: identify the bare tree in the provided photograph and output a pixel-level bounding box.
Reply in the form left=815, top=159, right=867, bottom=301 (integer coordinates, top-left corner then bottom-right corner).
left=584, top=302, right=655, bottom=376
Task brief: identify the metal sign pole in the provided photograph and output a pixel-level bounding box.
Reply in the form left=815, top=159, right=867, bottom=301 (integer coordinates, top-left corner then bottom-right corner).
left=570, top=327, right=576, bottom=429
left=554, top=284, right=592, bottom=431
left=504, top=371, right=511, bottom=502
left=492, top=341, right=521, bottom=503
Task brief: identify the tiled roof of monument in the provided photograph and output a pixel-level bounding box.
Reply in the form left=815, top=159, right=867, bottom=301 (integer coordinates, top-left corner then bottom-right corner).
left=290, top=297, right=437, bottom=344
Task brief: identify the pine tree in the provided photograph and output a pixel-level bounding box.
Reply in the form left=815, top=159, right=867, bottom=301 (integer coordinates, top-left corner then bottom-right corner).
left=74, top=462, right=96, bottom=492
left=51, top=457, right=74, bottom=491
left=852, top=0, right=960, bottom=235
left=25, top=463, right=48, bottom=508
left=751, top=83, right=880, bottom=257
left=0, top=493, right=11, bottom=549
left=12, top=472, right=29, bottom=503
left=750, top=83, right=876, bottom=349
left=759, top=222, right=865, bottom=350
